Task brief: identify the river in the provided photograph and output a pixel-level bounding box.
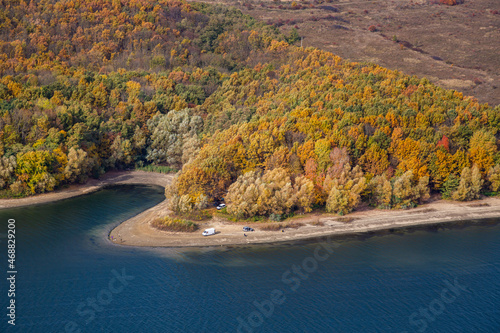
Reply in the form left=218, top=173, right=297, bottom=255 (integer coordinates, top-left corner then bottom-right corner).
left=1, top=185, right=499, bottom=332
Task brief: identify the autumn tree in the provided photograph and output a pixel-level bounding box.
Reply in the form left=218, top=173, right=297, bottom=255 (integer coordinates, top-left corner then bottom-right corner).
left=325, top=165, right=366, bottom=215
left=64, top=148, right=91, bottom=183
left=15, top=151, right=57, bottom=194
left=147, top=108, right=202, bottom=168
left=0, top=155, right=16, bottom=189
left=226, top=170, right=262, bottom=218
left=368, top=175, right=392, bottom=209
left=391, top=171, right=430, bottom=209
left=441, top=174, right=460, bottom=199
left=359, top=143, right=390, bottom=175
left=226, top=168, right=314, bottom=218
left=452, top=165, right=483, bottom=201
left=292, top=175, right=315, bottom=213
left=487, top=165, right=500, bottom=192
left=469, top=130, right=497, bottom=175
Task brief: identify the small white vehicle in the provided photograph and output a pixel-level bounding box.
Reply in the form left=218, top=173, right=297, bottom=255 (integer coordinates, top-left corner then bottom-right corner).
left=202, top=228, right=216, bottom=236
left=216, top=203, right=226, bottom=210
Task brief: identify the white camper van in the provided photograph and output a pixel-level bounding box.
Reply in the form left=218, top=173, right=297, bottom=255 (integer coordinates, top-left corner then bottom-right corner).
left=202, top=228, right=215, bottom=236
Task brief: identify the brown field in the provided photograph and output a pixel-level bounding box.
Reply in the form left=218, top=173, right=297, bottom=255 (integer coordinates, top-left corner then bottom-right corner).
left=191, top=0, right=500, bottom=106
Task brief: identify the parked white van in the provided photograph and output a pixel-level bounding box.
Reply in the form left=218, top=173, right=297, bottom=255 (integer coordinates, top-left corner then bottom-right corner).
left=202, top=228, right=216, bottom=236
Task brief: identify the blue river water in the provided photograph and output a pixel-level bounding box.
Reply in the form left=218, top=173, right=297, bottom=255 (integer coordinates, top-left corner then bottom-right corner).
left=0, top=184, right=499, bottom=333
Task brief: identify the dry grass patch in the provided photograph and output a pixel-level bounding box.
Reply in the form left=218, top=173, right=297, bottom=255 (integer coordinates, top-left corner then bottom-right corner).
left=260, top=223, right=282, bottom=231
left=259, top=222, right=304, bottom=231
left=467, top=203, right=490, bottom=207
left=406, top=208, right=438, bottom=214
left=310, top=220, right=325, bottom=226
left=152, top=216, right=199, bottom=232
left=284, top=222, right=304, bottom=229
left=336, top=216, right=357, bottom=223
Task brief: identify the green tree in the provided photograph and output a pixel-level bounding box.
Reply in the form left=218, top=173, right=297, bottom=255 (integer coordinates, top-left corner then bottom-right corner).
left=441, top=174, right=459, bottom=199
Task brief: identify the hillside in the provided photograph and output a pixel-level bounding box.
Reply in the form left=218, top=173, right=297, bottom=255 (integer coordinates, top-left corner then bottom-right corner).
left=0, top=0, right=284, bottom=195
left=190, top=0, right=500, bottom=107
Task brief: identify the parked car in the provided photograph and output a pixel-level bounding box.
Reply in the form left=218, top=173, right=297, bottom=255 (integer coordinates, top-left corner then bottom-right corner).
left=216, top=203, right=226, bottom=210
left=202, top=228, right=216, bottom=236
left=243, top=226, right=254, bottom=232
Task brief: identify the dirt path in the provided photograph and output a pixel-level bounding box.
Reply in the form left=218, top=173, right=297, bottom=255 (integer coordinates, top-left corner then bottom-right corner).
left=0, top=171, right=173, bottom=209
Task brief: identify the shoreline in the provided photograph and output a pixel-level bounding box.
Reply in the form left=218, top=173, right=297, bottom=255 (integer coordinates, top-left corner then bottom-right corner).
left=2, top=172, right=499, bottom=248
left=110, top=194, right=500, bottom=248
left=0, top=171, right=173, bottom=209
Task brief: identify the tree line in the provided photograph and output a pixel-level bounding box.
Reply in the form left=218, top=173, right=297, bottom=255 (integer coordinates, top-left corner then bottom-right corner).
left=1, top=0, right=499, bottom=220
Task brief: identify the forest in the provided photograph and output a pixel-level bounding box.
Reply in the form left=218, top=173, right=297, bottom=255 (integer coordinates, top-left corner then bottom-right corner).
left=1, top=0, right=500, bottom=218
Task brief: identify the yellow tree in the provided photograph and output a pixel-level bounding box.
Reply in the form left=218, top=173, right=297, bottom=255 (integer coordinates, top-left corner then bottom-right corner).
left=325, top=165, right=366, bottom=215
left=452, top=165, right=483, bottom=201
left=469, top=130, right=497, bottom=175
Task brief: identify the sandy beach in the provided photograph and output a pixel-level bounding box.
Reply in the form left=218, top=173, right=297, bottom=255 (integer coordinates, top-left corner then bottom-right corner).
left=110, top=192, right=500, bottom=248
left=2, top=171, right=500, bottom=248
left=0, top=171, right=172, bottom=209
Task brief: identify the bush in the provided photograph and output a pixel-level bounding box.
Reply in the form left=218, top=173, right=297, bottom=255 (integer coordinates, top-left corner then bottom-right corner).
left=152, top=216, right=198, bottom=232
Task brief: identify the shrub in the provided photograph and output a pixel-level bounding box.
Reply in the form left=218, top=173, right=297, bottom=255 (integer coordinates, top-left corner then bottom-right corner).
left=152, top=216, right=198, bottom=232
left=284, top=222, right=304, bottom=229
left=269, top=213, right=283, bottom=222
